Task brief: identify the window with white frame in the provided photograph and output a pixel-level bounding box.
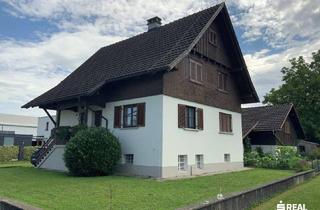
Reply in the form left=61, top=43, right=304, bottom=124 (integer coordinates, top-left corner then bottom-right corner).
left=195, top=154, right=204, bottom=169
left=178, top=155, right=188, bottom=171
left=224, top=154, right=230, bottom=162
left=190, top=59, right=203, bottom=83
left=124, top=154, right=134, bottom=164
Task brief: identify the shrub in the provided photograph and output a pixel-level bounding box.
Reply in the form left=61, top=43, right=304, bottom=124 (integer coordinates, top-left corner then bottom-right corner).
left=0, top=146, right=38, bottom=162
left=0, top=146, right=18, bottom=162
left=257, top=153, right=277, bottom=169
left=255, top=147, right=264, bottom=157
left=244, top=151, right=260, bottom=167
left=243, top=137, right=252, bottom=153
left=291, top=159, right=311, bottom=172
left=309, top=148, right=320, bottom=160
left=244, top=146, right=311, bottom=172
left=275, top=146, right=299, bottom=169
left=64, top=127, right=121, bottom=176
left=23, top=146, right=38, bottom=161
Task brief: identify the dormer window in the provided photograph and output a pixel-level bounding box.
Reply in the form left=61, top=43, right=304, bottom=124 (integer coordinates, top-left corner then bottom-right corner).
left=190, top=59, right=203, bottom=84
left=209, top=30, right=217, bottom=46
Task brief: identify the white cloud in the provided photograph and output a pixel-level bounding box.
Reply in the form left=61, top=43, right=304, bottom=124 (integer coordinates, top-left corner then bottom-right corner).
left=228, top=0, right=320, bottom=48
left=0, top=0, right=319, bottom=116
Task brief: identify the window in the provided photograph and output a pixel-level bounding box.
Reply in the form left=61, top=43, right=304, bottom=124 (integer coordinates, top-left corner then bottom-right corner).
left=114, top=103, right=145, bottom=128
left=3, top=137, right=14, bottom=146
left=45, top=122, right=49, bottom=131
left=190, top=60, right=203, bottom=83
left=224, top=154, right=231, bottom=162
left=94, top=110, right=102, bottom=127
left=218, top=72, right=228, bottom=91
left=196, top=154, right=204, bottom=169
left=219, top=112, right=232, bottom=133
left=178, top=155, right=188, bottom=171
left=209, top=30, right=217, bottom=46
left=284, top=121, right=290, bottom=134
left=178, top=104, right=203, bottom=130
left=123, top=105, right=138, bottom=127
left=125, top=154, right=134, bottom=164
left=186, top=106, right=196, bottom=129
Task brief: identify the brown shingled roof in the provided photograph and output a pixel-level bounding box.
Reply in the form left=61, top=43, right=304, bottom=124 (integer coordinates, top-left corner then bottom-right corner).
left=242, top=104, right=305, bottom=138
left=23, top=3, right=258, bottom=108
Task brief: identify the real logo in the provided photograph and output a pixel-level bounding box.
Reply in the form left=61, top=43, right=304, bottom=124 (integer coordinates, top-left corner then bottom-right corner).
left=277, top=200, right=307, bottom=210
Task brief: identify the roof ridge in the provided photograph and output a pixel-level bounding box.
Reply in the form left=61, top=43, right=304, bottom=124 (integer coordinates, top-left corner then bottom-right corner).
left=100, top=3, right=223, bottom=51
left=149, top=5, right=221, bottom=71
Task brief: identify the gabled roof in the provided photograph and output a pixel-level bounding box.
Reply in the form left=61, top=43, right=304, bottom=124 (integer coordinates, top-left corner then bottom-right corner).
left=242, top=104, right=305, bottom=139
left=23, top=3, right=258, bottom=109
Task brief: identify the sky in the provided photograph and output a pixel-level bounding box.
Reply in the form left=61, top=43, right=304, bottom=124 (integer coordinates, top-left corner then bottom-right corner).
left=0, top=0, right=319, bottom=117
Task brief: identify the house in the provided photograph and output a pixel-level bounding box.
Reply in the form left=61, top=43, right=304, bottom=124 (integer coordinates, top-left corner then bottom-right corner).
left=0, top=113, right=37, bottom=146
left=242, top=104, right=305, bottom=153
left=22, top=3, right=259, bottom=178
left=37, top=116, right=56, bottom=140
left=298, top=140, right=319, bottom=156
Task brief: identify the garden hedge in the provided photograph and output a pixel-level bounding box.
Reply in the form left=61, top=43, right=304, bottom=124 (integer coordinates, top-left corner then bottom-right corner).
left=0, top=146, right=38, bottom=162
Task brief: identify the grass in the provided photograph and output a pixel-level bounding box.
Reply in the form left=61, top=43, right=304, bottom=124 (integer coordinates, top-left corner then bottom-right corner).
left=0, top=162, right=294, bottom=210
left=253, top=175, right=320, bottom=210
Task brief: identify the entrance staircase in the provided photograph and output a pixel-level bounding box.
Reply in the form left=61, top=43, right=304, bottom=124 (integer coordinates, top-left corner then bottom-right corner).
left=31, top=137, right=56, bottom=167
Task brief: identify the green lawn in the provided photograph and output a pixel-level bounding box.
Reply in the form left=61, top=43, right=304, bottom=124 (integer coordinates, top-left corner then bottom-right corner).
left=254, top=175, right=320, bottom=210
left=0, top=162, right=294, bottom=210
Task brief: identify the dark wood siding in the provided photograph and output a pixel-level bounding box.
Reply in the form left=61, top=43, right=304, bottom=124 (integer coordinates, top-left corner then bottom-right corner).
left=163, top=55, right=242, bottom=113
left=193, top=22, right=233, bottom=68
left=88, top=73, right=163, bottom=106
left=275, top=118, right=299, bottom=146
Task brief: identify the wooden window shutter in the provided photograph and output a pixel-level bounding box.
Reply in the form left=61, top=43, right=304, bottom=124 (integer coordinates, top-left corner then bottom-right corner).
left=178, top=104, right=186, bottom=128
left=114, top=106, right=122, bottom=128
left=137, top=103, right=145, bottom=127
left=197, top=108, right=203, bottom=130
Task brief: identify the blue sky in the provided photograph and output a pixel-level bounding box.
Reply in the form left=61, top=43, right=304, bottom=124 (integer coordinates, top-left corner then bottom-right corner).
left=0, top=0, right=319, bottom=116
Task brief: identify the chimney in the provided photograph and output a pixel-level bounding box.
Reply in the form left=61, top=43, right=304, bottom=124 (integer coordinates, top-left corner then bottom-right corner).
left=147, top=16, right=162, bottom=31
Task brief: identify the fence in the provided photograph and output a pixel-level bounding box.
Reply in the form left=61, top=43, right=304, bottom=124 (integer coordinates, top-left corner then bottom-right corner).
left=178, top=169, right=317, bottom=210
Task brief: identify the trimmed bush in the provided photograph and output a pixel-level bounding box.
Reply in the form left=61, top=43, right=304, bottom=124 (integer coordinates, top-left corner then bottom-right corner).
left=64, top=127, right=121, bottom=176
left=0, top=146, right=18, bottom=162
left=23, top=146, right=38, bottom=161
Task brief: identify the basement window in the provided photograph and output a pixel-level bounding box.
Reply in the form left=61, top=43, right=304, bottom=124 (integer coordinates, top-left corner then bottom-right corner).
left=196, top=154, right=204, bottom=169
left=178, top=155, right=188, bottom=171
left=125, top=154, right=134, bottom=164
left=224, top=154, right=231, bottom=162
